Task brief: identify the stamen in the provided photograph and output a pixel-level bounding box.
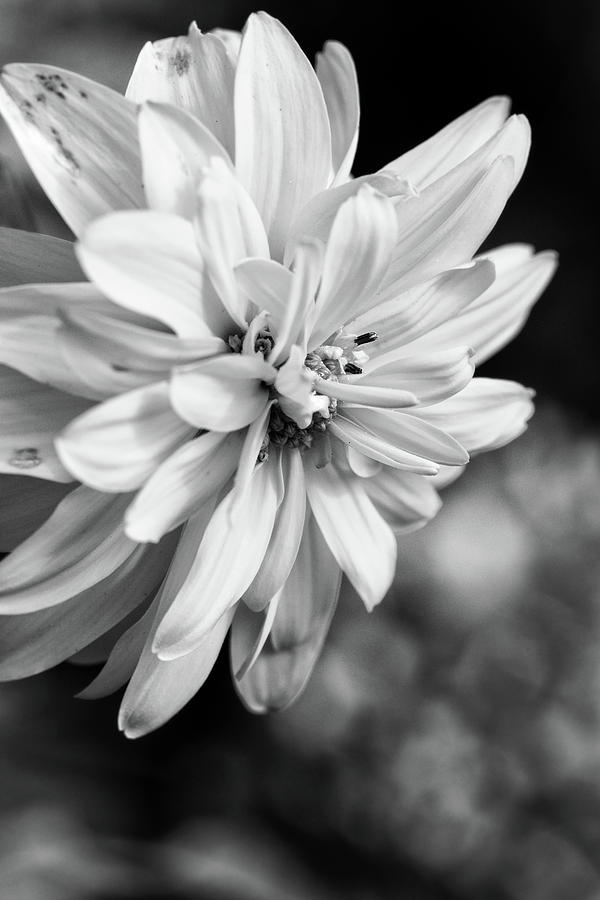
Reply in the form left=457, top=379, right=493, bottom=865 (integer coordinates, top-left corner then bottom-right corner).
left=344, top=362, right=363, bottom=374
left=355, top=331, right=378, bottom=346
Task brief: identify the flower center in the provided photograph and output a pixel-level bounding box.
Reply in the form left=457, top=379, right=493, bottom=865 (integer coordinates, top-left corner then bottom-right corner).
left=228, top=327, right=378, bottom=462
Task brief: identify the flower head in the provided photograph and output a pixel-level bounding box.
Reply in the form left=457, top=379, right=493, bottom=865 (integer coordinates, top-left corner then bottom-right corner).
left=0, top=13, right=556, bottom=736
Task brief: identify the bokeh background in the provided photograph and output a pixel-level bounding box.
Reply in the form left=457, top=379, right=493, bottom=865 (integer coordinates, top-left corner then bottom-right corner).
left=0, top=1, right=599, bottom=897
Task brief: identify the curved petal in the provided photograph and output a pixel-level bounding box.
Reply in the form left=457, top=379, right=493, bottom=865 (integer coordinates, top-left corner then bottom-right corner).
left=0, top=365, right=91, bottom=482
left=126, top=23, right=236, bottom=157
left=269, top=240, right=323, bottom=366
left=349, top=259, right=496, bottom=358
left=233, top=510, right=342, bottom=712
left=60, top=305, right=226, bottom=373
left=0, top=475, right=74, bottom=552
left=316, top=376, right=417, bottom=409
left=0, top=487, right=137, bottom=613
left=77, top=596, right=159, bottom=699
left=120, top=502, right=225, bottom=736
left=341, top=407, right=469, bottom=466
left=55, top=381, right=193, bottom=492
left=0, top=228, right=83, bottom=287
left=194, top=157, right=270, bottom=328
left=363, top=468, right=442, bottom=533
left=0, top=65, right=143, bottom=235
left=408, top=377, right=535, bottom=453
left=243, top=448, right=306, bottom=611
left=316, top=40, right=359, bottom=184
left=234, top=257, right=294, bottom=326
left=170, top=354, right=273, bottom=432
left=361, top=345, right=475, bottom=405
left=284, top=172, right=414, bottom=265
left=405, top=246, right=558, bottom=363
left=380, top=113, right=531, bottom=298
left=234, top=12, right=332, bottom=259
left=330, top=416, right=440, bottom=473
left=382, top=95, right=511, bottom=188
left=153, top=455, right=280, bottom=659
left=305, top=460, right=396, bottom=610
left=76, top=210, right=216, bottom=339
left=124, top=430, right=244, bottom=543
left=138, top=101, right=233, bottom=218
left=309, top=186, right=398, bottom=347
left=0, top=535, right=174, bottom=680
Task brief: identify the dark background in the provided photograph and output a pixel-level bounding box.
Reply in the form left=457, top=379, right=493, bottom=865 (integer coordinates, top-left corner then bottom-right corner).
left=1, top=2, right=599, bottom=898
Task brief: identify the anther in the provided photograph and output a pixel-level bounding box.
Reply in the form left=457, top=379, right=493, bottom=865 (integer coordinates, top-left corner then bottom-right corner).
left=355, top=332, right=378, bottom=346
left=344, top=362, right=363, bottom=374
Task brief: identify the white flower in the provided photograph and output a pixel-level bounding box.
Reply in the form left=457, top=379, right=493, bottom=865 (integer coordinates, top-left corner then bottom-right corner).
left=0, top=13, right=557, bottom=736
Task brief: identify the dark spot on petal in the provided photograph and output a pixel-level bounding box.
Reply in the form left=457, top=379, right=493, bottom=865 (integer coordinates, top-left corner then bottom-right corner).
left=49, top=127, right=80, bottom=176
left=10, top=447, right=42, bottom=469
left=170, top=49, right=191, bottom=76
left=79, top=90, right=88, bottom=99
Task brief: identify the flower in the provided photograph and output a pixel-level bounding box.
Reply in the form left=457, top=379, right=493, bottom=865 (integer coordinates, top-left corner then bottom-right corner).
left=0, top=14, right=556, bottom=736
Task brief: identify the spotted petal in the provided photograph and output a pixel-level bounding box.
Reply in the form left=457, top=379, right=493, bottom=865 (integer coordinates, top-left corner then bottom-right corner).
left=126, top=23, right=236, bottom=157
left=0, top=65, right=143, bottom=235
left=0, top=366, right=91, bottom=482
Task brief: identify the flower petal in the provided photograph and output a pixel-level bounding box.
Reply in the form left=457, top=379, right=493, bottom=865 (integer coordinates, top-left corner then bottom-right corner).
left=304, top=460, right=396, bottom=610
left=76, top=210, right=222, bottom=339
left=405, top=245, right=558, bottom=363
left=77, top=597, right=159, bottom=699
left=380, top=116, right=530, bottom=297
left=0, top=537, right=172, bottom=680
left=361, top=346, right=475, bottom=405
left=408, top=377, right=535, bottom=453
left=118, top=502, right=231, bottom=737
left=194, top=157, right=270, bottom=328
left=231, top=593, right=281, bottom=680
left=382, top=95, right=511, bottom=188
left=363, top=468, right=442, bottom=533
left=138, top=101, right=233, bottom=218
left=60, top=304, right=226, bottom=374
left=269, top=240, right=324, bottom=366
left=0, top=365, right=91, bottom=482
left=0, top=487, right=137, bottom=613
left=284, top=172, right=413, bottom=265
left=316, top=40, right=359, bottom=184
left=243, top=448, right=306, bottom=611
left=234, top=257, right=294, bottom=327
left=349, top=259, right=495, bottom=358
left=126, top=23, right=236, bottom=157
left=309, top=186, right=398, bottom=347
left=0, top=475, right=74, bottom=552
left=153, top=456, right=280, bottom=659
left=233, top=510, right=342, bottom=712
left=316, top=377, right=417, bottom=409
left=124, top=430, right=244, bottom=543
left=0, top=65, right=143, bottom=235
left=341, top=407, right=470, bottom=466
left=55, top=381, right=193, bottom=492
left=234, top=12, right=332, bottom=259
left=170, top=354, right=273, bottom=432
left=329, top=416, right=440, bottom=474
left=0, top=228, right=83, bottom=287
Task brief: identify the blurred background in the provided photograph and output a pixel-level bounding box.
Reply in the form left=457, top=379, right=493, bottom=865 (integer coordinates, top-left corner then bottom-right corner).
left=0, top=1, right=599, bottom=897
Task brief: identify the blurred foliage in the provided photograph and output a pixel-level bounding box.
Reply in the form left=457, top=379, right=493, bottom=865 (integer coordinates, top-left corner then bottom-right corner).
left=0, top=1, right=598, bottom=898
